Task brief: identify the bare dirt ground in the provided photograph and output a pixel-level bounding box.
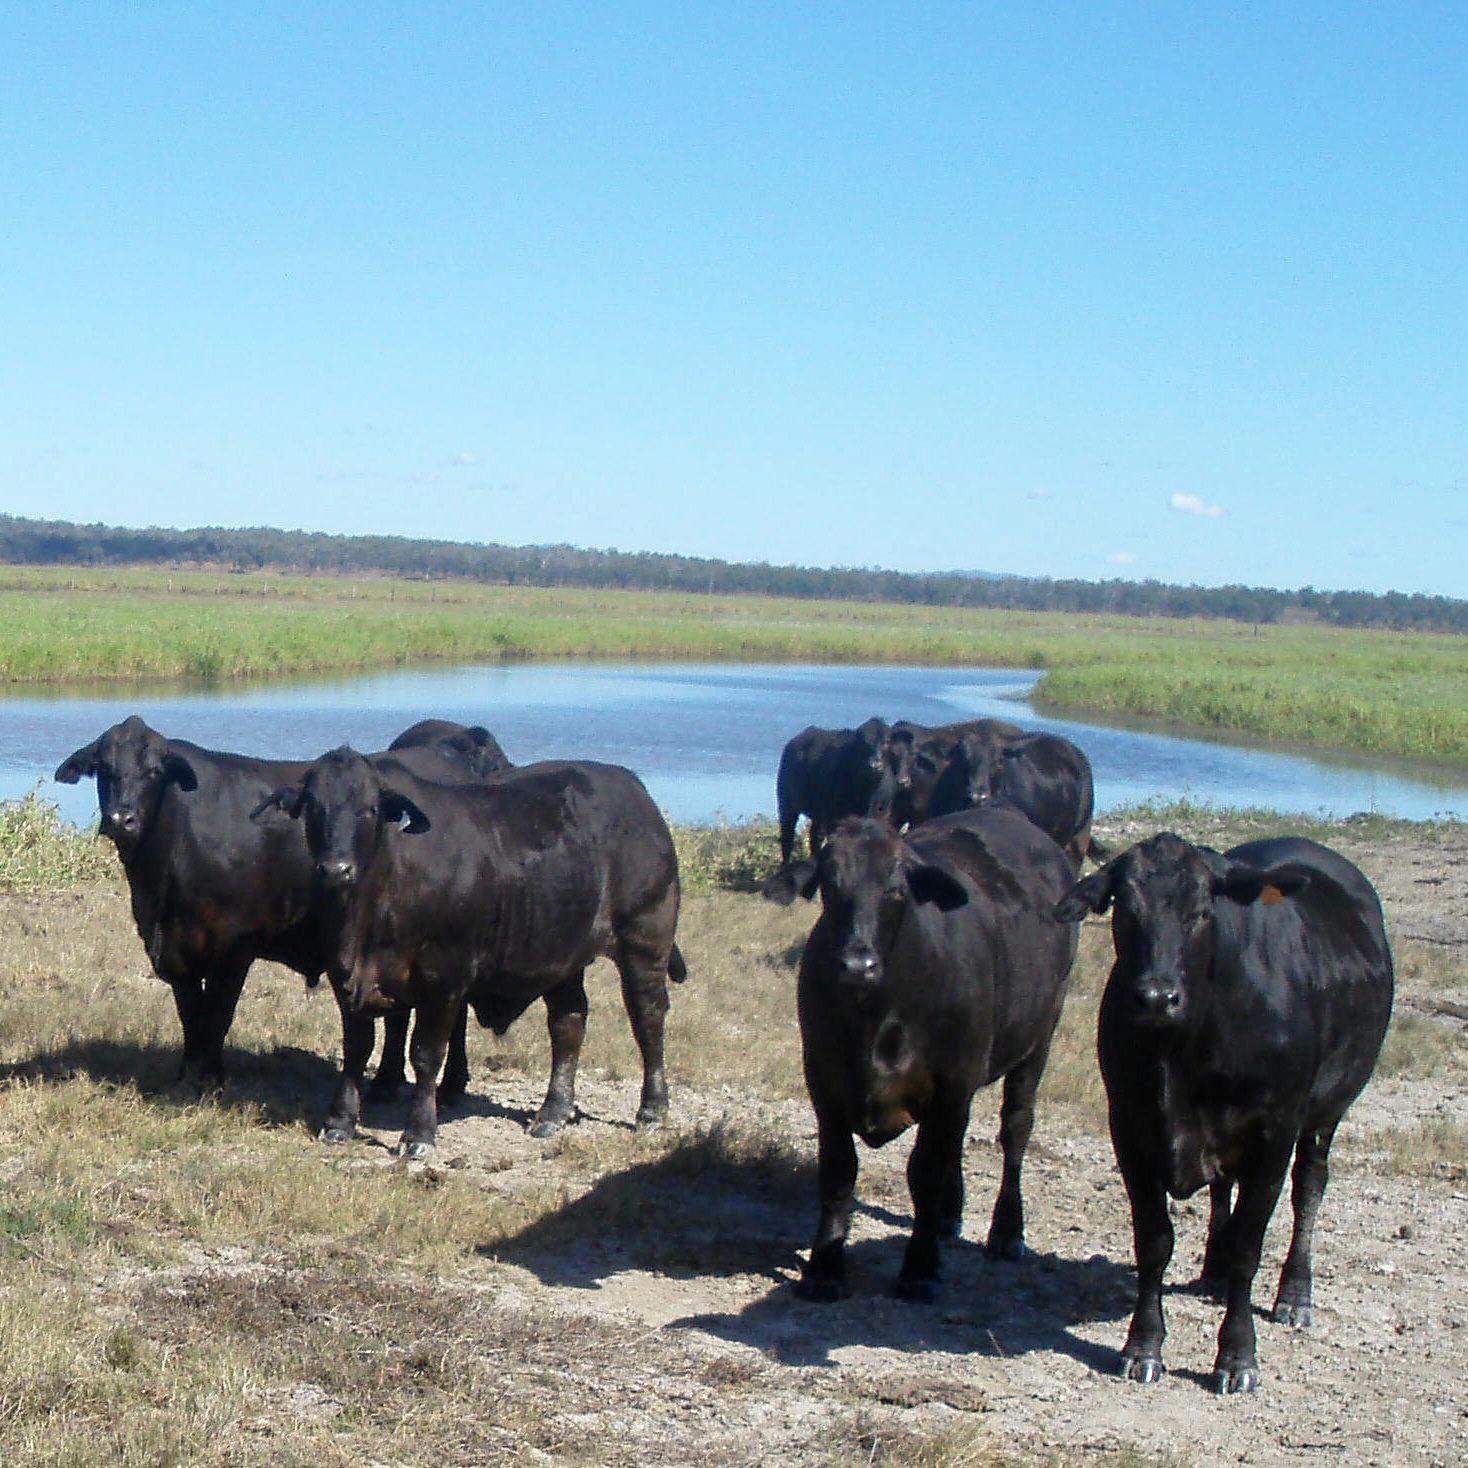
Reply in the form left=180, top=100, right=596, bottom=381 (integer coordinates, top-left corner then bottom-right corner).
left=282, top=817, right=1468, bottom=1467
left=2, top=815, right=1464, bottom=1465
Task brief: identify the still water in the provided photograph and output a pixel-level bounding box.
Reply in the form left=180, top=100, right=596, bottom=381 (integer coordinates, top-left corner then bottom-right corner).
left=2, top=662, right=1464, bottom=827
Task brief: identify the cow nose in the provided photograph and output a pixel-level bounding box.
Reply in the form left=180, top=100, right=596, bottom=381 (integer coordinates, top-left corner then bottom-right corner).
left=1134, top=982, right=1183, bottom=1018
left=106, top=810, right=139, bottom=836
left=840, top=947, right=881, bottom=982
left=317, top=858, right=356, bottom=888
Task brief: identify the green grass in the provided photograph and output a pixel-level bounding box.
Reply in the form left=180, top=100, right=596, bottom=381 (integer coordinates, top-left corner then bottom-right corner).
left=0, top=792, right=117, bottom=890
left=0, top=565, right=1464, bottom=767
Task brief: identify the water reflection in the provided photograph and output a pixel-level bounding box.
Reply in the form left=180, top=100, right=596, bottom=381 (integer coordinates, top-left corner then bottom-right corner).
left=2, top=662, right=1463, bottom=826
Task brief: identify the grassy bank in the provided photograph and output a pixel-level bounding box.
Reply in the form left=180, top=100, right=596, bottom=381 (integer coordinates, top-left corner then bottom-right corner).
left=0, top=566, right=1465, bottom=767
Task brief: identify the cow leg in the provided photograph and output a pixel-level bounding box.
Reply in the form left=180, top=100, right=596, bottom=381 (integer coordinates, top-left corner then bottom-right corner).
left=167, top=975, right=210, bottom=1084
left=437, top=1001, right=471, bottom=1107
left=530, top=975, right=588, bottom=1138
left=1116, top=1150, right=1173, bottom=1384
left=1199, top=1179, right=1234, bottom=1296
left=897, top=1105, right=970, bottom=1302
left=321, top=985, right=374, bottom=1145
left=778, top=804, right=798, bottom=867
left=367, top=1011, right=409, bottom=1102
left=796, top=1110, right=858, bottom=1302
left=398, top=998, right=458, bottom=1159
left=196, top=958, right=250, bottom=1083
left=987, top=1041, right=1051, bottom=1261
left=1211, top=1159, right=1290, bottom=1394
left=617, top=953, right=673, bottom=1129
left=1272, top=1122, right=1338, bottom=1328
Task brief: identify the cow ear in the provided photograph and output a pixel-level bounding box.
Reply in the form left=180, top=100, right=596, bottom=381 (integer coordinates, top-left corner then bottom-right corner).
left=54, top=739, right=102, bottom=784
left=251, top=786, right=305, bottom=822
left=162, top=752, right=198, bottom=792
left=1054, top=865, right=1115, bottom=921
left=907, top=861, right=968, bottom=911
left=381, top=789, right=431, bottom=835
left=763, top=861, right=818, bottom=905
left=1213, top=862, right=1311, bottom=906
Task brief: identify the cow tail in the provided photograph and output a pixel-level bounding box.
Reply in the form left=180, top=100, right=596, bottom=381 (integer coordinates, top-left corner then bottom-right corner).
left=668, top=944, right=688, bottom=984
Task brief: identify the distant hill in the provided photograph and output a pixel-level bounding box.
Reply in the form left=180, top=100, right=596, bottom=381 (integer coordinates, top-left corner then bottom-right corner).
left=0, top=514, right=1462, bottom=633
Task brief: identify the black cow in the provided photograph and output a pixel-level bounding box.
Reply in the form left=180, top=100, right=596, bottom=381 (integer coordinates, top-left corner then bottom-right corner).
left=52, top=715, right=498, bottom=1088
left=254, top=748, right=685, bottom=1158
left=770, top=806, right=1078, bottom=1302
left=773, top=718, right=898, bottom=868
left=885, top=718, right=1022, bottom=828
left=926, top=729, right=1103, bottom=866
left=1055, top=832, right=1394, bottom=1393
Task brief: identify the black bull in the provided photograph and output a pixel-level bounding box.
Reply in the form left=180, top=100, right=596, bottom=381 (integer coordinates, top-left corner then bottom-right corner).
left=254, top=748, right=685, bottom=1159
left=1055, top=832, right=1393, bottom=1393
left=770, top=806, right=1078, bottom=1302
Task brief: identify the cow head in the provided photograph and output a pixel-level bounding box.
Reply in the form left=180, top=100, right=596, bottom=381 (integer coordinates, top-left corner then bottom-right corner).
left=1054, top=832, right=1310, bottom=1030
left=776, top=817, right=969, bottom=986
left=392, top=720, right=510, bottom=780
left=451, top=725, right=511, bottom=779
left=251, top=746, right=429, bottom=894
left=53, top=715, right=199, bottom=856
left=948, top=730, right=1008, bottom=809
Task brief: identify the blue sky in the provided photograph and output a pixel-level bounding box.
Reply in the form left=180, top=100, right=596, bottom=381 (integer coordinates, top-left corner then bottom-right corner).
left=2, top=4, right=1464, bottom=595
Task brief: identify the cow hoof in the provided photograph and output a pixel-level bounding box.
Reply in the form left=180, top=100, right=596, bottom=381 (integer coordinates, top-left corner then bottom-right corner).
left=393, top=1139, right=434, bottom=1161
left=1119, top=1355, right=1164, bottom=1385
left=318, top=1126, right=354, bottom=1145
left=794, top=1274, right=848, bottom=1303
left=894, top=1277, right=939, bottom=1305
left=1211, top=1365, right=1259, bottom=1395
left=1273, top=1300, right=1312, bottom=1328
left=985, top=1237, right=1028, bottom=1264
left=634, top=1109, right=666, bottom=1132
left=529, top=1114, right=570, bottom=1139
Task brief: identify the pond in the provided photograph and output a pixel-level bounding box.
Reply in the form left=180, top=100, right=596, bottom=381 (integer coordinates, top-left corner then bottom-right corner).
left=3, top=662, right=1464, bottom=827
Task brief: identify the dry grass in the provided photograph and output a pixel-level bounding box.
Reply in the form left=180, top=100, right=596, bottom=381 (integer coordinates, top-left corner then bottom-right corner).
left=0, top=805, right=1460, bottom=1462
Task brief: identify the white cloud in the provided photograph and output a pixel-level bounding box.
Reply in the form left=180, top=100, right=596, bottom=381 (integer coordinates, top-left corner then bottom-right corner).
left=1025, top=487, right=1053, bottom=502
left=1170, top=492, right=1226, bottom=519
left=1106, top=551, right=1137, bottom=566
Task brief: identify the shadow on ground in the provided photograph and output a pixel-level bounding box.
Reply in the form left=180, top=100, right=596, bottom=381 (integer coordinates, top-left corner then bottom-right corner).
left=482, top=1133, right=1135, bottom=1372
left=668, top=1237, right=1135, bottom=1370
left=0, top=1037, right=343, bottom=1131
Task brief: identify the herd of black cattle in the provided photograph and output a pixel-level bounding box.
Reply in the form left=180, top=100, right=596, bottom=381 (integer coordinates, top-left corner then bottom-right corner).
left=52, top=710, right=1394, bottom=1397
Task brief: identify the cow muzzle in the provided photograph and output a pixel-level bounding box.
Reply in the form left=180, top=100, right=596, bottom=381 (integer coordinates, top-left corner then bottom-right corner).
left=1131, top=978, right=1185, bottom=1024
left=838, top=945, right=882, bottom=986
left=316, top=858, right=357, bottom=891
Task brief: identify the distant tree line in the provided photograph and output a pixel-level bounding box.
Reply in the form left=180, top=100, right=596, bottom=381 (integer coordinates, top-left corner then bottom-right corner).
left=1, top=514, right=1462, bottom=633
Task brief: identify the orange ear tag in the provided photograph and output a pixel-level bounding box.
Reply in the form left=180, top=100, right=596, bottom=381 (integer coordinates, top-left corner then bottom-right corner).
left=1260, top=884, right=1285, bottom=906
